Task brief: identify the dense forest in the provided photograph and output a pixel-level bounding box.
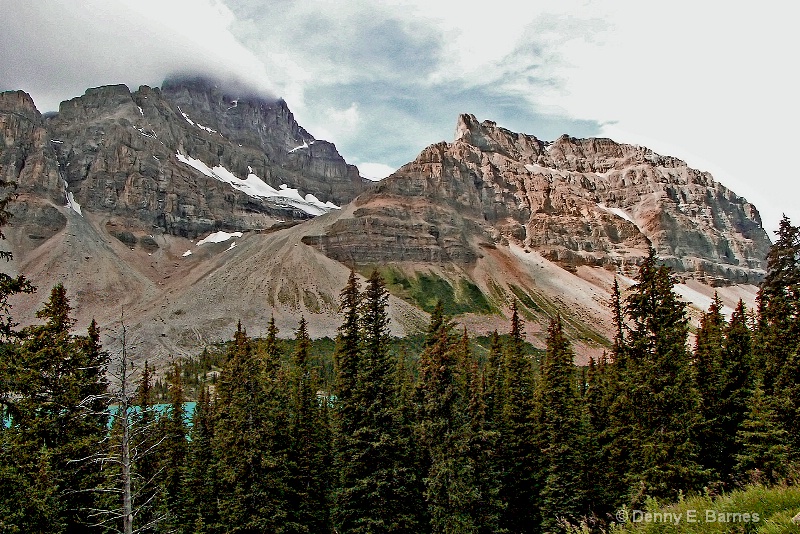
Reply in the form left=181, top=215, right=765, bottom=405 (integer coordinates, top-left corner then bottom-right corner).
left=2, top=171, right=800, bottom=533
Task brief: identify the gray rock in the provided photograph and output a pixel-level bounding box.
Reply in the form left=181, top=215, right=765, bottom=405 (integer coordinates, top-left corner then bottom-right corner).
left=310, top=114, right=771, bottom=283
left=1, top=78, right=368, bottom=240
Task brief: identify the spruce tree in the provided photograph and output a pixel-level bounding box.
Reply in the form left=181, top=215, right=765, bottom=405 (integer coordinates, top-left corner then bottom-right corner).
left=213, top=322, right=287, bottom=532
left=416, top=301, right=474, bottom=532
left=132, top=360, right=162, bottom=532
left=185, top=386, right=218, bottom=532
left=693, top=293, right=728, bottom=484
left=583, top=354, right=614, bottom=523
left=538, top=315, right=585, bottom=532
left=286, top=316, right=330, bottom=533
left=4, top=285, right=109, bottom=532
left=158, top=362, right=189, bottom=532
left=755, top=216, right=800, bottom=465
left=499, top=301, right=539, bottom=532
left=336, top=270, right=421, bottom=533
left=756, top=215, right=800, bottom=390
left=617, top=249, right=705, bottom=503
left=734, top=383, right=790, bottom=485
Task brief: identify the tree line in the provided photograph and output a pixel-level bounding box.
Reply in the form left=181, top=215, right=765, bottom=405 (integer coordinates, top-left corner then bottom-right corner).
left=2, top=207, right=800, bottom=532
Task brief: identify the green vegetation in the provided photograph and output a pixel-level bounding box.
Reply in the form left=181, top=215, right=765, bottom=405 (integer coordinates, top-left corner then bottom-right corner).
left=5, top=171, right=800, bottom=534
left=377, top=267, right=494, bottom=316
left=606, top=485, right=800, bottom=533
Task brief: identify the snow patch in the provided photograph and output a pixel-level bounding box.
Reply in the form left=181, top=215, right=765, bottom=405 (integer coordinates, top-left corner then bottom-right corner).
left=196, top=231, right=243, bottom=246
left=137, top=106, right=144, bottom=116
left=597, top=203, right=636, bottom=225
left=176, top=152, right=340, bottom=216
left=177, top=106, right=216, bottom=133
left=289, top=140, right=310, bottom=153
left=66, top=191, right=82, bottom=215
left=182, top=250, right=193, bottom=257
left=225, top=241, right=237, bottom=251
left=176, top=153, right=213, bottom=177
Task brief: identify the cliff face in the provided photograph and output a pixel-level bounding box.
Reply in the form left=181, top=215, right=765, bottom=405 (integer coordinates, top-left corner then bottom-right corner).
left=1, top=78, right=367, bottom=239
left=0, top=87, right=774, bottom=364
left=312, top=114, right=770, bottom=284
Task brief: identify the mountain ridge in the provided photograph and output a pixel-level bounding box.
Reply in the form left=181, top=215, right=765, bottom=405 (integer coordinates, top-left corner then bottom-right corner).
left=0, top=80, right=771, bottom=366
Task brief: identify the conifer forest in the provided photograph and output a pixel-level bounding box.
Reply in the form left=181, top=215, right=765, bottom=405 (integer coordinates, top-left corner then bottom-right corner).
left=3, top=184, right=800, bottom=532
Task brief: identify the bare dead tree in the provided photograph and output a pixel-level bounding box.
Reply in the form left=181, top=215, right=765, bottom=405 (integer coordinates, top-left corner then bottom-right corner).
left=77, top=312, right=167, bottom=534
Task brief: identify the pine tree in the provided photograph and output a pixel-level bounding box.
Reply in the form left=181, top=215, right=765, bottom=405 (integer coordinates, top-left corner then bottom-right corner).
left=286, top=316, right=331, bottom=533
left=158, top=362, right=189, bottom=532
left=734, top=383, right=790, bottom=485
left=332, top=271, right=365, bottom=532
left=538, top=316, right=586, bottom=533
left=335, top=270, right=421, bottom=533
left=756, top=215, right=800, bottom=390
left=460, top=329, right=505, bottom=534
left=3, top=285, right=110, bottom=532
left=693, top=293, right=729, bottom=484
left=499, top=301, right=539, bottom=533
left=131, top=360, right=162, bottom=532
left=416, top=301, right=474, bottom=532
left=185, top=386, right=218, bottom=532
left=582, top=353, right=614, bottom=524
left=483, top=330, right=505, bottom=432
left=213, top=322, right=288, bottom=532
left=616, top=249, right=705, bottom=503
left=755, top=216, right=800, bottom=465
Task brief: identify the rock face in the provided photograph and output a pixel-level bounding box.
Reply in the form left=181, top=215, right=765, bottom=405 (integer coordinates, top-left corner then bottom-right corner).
left=0, top=93, right=772, bottom=364
left=312, top=114, right=770, bottom=284
left=1, top=78, right=367, bottom=239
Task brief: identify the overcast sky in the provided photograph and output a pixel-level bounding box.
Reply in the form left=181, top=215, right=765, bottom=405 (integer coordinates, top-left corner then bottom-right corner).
left=1, top=0, right=797, bottom=236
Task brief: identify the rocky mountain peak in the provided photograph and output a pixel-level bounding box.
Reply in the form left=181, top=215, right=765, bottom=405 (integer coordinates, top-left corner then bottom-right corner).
left=318, top=114, right=771, bottom=284
left=0, top=90, right=41, bottom=121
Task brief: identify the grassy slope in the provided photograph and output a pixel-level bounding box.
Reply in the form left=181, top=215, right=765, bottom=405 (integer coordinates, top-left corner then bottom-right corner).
left=603, top=486, right=800, bottom=534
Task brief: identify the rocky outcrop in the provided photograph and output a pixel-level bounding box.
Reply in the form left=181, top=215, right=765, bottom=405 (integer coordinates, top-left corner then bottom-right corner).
left=1, top=78, right=367, bottom=240
left=311, top=114, right=771, bottom=283
left=0, top=91, right=62, bottom=201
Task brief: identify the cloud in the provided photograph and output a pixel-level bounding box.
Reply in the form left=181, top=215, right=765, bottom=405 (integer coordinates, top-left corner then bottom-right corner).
left=0, top=0, right=276, bottom=111
left=1, top=0, right=796, bottom=233
left=357, top=163, right=396, bottom=181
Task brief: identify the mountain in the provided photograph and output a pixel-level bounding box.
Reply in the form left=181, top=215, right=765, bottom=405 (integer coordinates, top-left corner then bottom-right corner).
left=0, top=80, right=770, bottom=364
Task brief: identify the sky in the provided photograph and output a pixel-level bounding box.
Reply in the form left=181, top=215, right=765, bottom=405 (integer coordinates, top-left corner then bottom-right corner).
left=1, top=0, right=797, bottom=236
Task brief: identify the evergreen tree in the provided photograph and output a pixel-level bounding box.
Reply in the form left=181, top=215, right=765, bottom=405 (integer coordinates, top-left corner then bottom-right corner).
left=213, top=322, right=287, bottom=532
left=286, top=316, right=331, bottom=533
left=616, top=249, right=705, bottom=503
left=695, top=298, right=754, bottom=486
left=460, top=329, right=505, bottom=533
left=755, top=216, right=800, bottom=464
left=416, top=302, right=474, bottom=532
left=756, top=215, right=800, bottom=390
left=158, top=362, right=189, bottom=532
left=693, top=293, right=728, bottom=484
left=132, top=360, right=162, bottom=532
left=538, top=316, right=585, bottom=533
left=734, top=383, right=790, bottom=485
left=185, top=386, right=218, bottom=532
left=335, top=270, right=421, bottom=533
left=582, top=354, right=614, bottom=524
left=499, top=301, right=540, bottom=533
left=3, top=285, right=109, bottom=532
left=483, top=330, right=505, bottom=431
left=332, top=272, right=364, bottom=532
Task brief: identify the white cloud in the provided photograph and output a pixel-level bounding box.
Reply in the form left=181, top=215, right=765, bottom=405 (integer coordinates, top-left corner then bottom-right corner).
left=0, top=0, right=276, bottom=111
left=357, top=162, right=396, bottom=181
left=2, top=0, right=797, bottom=234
